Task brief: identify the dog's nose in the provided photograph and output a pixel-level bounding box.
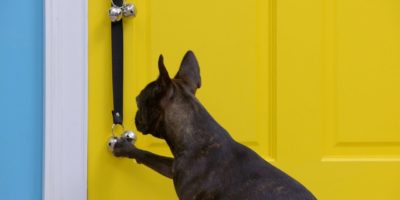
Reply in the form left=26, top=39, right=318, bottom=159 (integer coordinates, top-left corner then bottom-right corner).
left=135, top=114, right=146, bottom=133
left=135, top=97, right=139, bottom=107
left=135, top=113, right=140, bottom=127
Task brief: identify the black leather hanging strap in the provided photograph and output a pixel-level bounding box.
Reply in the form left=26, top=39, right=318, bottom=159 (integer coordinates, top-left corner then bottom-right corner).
left=111, top=0, right=124, bottom=125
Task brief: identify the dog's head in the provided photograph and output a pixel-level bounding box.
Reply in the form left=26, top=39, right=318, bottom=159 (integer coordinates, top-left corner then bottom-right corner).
left=135, top=50, right=201, bottom=138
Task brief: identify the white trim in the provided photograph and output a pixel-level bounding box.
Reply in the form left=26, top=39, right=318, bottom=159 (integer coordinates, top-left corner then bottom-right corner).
left=44, top=0, right=88, bottom=199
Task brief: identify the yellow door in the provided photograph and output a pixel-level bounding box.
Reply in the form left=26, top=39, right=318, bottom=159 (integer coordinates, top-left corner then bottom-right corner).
left=89, top=0, right=400, bottom=199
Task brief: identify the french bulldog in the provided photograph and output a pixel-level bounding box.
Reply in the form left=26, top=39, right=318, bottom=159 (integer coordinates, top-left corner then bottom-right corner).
left=113, top=51, right=317, bottom=200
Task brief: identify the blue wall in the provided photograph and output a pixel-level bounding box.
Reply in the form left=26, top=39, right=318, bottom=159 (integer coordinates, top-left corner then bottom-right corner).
left=0, top=0, right=43, bottom=199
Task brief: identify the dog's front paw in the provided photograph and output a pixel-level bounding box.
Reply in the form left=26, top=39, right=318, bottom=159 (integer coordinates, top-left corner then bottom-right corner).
left=112, top=137, right=136, bottom=158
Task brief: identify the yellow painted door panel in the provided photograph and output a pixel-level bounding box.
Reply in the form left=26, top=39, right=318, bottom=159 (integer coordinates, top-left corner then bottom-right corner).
left=89, top=0, right=400, bottom=199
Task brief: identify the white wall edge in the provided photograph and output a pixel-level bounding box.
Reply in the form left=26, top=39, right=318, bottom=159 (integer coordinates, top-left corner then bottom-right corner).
left=44, top=0, right=88, bottom=199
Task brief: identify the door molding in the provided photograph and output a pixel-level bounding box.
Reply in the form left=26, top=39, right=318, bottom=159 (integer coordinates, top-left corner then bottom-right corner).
left=44, top=0, right=88, bottom=199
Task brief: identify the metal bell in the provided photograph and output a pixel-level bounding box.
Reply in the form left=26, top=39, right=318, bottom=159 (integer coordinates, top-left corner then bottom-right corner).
left=108, top=136, right=119, bottom=152
left=122, top=3, right=136, bottom=17
left=109, top=6, right=123, bottom=22
left=121, top=130, right=137, bottom=143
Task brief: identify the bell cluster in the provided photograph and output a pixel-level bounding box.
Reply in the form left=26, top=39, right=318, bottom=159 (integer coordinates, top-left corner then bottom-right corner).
left=109, top=3, right=136, bottom=22
left=108, top=130, right=137, bottom=152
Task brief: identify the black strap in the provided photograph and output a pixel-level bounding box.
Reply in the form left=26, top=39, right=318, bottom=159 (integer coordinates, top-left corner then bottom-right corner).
left=111, top=0, right=124, bottom=125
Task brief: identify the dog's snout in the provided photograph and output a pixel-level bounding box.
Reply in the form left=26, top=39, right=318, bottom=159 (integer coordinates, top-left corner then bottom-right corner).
left=135, top=113, right=139, bottom=126
left=135, top=97, right=140, bottom=108
left=135, top=113, right=147, bottom=133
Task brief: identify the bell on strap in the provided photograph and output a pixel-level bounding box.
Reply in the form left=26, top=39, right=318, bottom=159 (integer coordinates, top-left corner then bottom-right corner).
left=122, top=3, right=136, bottom=17
left=122, top=130, right=137, bottom=143
left=109, top=6, right=123, bottom=22
left=108, top=124, right=137, bottom=152
left=109, top=1, right=136, bottom=22
left=108, top=136, right=119, bottom=152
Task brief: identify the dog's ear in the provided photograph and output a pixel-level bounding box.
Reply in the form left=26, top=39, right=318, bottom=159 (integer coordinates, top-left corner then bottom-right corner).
left=157, top=54, right=171, bottom=87
left=175, top=50, right=201, bottom=93
left=157, top=54, right=174, bottom=107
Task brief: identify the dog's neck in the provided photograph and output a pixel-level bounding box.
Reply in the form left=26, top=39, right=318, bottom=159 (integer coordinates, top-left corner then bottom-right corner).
left=161, top=93, right=231, bottom=157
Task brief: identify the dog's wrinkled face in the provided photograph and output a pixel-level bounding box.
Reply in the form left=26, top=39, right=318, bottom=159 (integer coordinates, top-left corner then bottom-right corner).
left=135, top=51, right=201, bottom=138
left=135, top=81, right=166, bottom=137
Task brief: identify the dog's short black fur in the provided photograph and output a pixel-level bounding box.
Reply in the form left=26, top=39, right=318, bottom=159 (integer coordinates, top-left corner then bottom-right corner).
left=113, top=51, right=317, bottom=200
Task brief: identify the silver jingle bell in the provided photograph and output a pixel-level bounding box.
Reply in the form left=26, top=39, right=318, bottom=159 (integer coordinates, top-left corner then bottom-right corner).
left=107, top=136, right=119, bottom=152
left=109, top=6, right=123, bottom=22
left=121, top=130, right=137, bottom=143
left=122, top=4, right=136, bottom=17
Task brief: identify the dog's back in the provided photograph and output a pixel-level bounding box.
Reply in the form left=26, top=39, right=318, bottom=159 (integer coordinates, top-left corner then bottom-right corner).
left=173, top=138, right=316, bottom=200
left=224, top=142, right=316, bottom=200
left=170, top=107, right=316, bottom=200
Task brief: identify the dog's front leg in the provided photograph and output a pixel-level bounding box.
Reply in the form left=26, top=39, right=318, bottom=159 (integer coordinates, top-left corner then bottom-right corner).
left=113, top=138, right=174, bottom=178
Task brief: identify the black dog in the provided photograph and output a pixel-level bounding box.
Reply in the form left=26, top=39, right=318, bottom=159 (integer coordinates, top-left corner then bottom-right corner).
left=113, top=51, right=316, bottom=200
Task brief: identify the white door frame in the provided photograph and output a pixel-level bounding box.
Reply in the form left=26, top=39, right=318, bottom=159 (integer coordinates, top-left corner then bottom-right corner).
left=44, top=0, right=88, bottom=199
